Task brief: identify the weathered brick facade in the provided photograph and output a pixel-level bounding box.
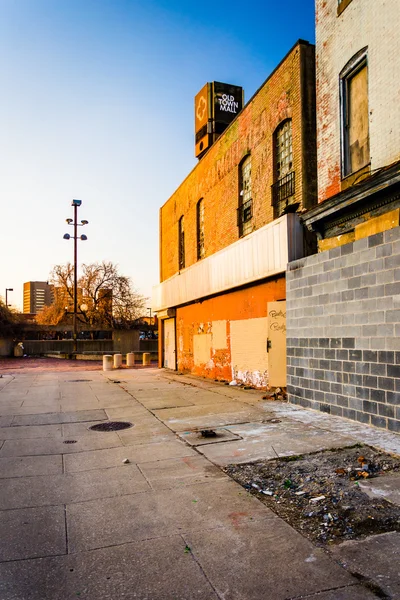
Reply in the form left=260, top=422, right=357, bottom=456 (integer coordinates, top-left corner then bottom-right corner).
left=160, top=40, right=316, bottom=282
left=316, top=0, right=400, bottom=203
left=155, top=40, right=317, bottom=385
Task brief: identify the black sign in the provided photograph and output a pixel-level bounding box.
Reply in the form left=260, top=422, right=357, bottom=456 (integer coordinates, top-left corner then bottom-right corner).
left=213, top=82, right=243, bottom=125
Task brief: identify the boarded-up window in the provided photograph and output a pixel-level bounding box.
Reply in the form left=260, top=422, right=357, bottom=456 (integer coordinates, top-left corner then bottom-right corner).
left=341, top=51, right=369, bottom=177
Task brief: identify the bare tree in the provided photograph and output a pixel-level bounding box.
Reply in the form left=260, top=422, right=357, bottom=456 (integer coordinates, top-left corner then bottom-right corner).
left=36, top=261, right=146, bottom=328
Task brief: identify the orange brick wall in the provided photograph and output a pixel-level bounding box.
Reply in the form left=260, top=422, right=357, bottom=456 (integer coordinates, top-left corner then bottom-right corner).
left=176, top=276, right=286, bottom=381
left=160, top=41, right=316, bottom=282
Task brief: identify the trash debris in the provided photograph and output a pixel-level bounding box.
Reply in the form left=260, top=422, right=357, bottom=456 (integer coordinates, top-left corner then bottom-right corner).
left=229, top=380, right=238, bottom=386
left=223, top=446, right=400, bottom=546
left=122, top=458, right=130, bottom=464
left=184, top=545, right=191, bottom=554
left=200, top=429, right=217, bottom=438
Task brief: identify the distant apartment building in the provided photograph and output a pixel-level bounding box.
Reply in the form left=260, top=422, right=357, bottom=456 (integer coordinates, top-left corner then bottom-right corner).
left=153, top=40, right=317, bottom=387
left=286, top=0, right=400, bottom=432
left=23, top=281, right=53, bottom=314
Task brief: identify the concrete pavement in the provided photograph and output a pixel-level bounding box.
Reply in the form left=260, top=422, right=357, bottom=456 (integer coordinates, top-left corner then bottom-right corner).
left=0, top=366, right=399, bottom=599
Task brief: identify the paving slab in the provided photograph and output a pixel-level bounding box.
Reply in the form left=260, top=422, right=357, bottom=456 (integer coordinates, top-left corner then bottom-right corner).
left=183, top=519, right=355, bottom=600
left=152, top=401, right=262, bottom=421
left=358, top=473, right=400, bottom=506
left=0, top=423, right=62, bottom=439
left=105, top=405, right=153, bottom=419
left=66, top=479, right=274, bottom=553
left=177, top=427, right=242, bottom=446
left=11, top=409, right=108, bottom=426
left=303, top=588, right=380, bottom=599
left=137, top=455, right=232, bottom=489
left=331, top=532, right=400, bottom=599
left=0, top=505, right=66, bottom=561
left=0, top=433, right=122, bottom=456
left=196, top=422, right=358, bottom=466
left=0, top=416, right=14, bottom=427
left=0, top=454, right=63, bottom=478
left=116, top=423, right=176, bottom=446
left=138, top=396, right=196, bottom=409
left=0, top=535, right=219, bottom=600
left=159, top=410, right=266, bottom=433
left=0, top=404, right=64, bottom=416
left=64, top=440, right=196, bottom=472
left=0, top=464, right=149, bottom=509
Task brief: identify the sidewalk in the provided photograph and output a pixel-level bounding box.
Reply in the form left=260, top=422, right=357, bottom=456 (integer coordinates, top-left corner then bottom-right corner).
left=0, top=366, right=398, bottom=599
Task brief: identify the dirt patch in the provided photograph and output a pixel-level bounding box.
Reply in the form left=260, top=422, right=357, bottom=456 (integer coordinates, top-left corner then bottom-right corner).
left=224, top=445, right=400, bottom=546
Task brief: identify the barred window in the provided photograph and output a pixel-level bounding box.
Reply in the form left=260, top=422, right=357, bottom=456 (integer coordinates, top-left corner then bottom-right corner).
left=276, top=120, right=293, bottom=181
left=196, top=199, right=205, bottom=260
left=238, top=155, right=252, bottom=237
left=178, top=216, right=185, bottom=270
left=272, top=120, right=295, bottom=219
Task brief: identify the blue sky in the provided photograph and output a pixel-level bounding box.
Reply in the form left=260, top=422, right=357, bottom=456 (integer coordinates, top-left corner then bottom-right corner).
left=0, top=0, right=315, bottom=310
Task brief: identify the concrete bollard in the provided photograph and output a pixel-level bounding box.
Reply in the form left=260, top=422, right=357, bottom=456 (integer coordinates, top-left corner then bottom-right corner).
left=126, top=352, right=135, bottom=367
left=142, top=352, right=151, bottom=366
left=113, top=353, right=122, bottom=369
left=103, top=355, right=113, bottom=371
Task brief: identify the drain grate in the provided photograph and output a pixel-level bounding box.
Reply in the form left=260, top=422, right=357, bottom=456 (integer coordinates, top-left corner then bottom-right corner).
left=67, top=379, right=92, bottom=383
left=89, top=421, right=133, bottom=432
left=63, top=439, right=78, bottom=444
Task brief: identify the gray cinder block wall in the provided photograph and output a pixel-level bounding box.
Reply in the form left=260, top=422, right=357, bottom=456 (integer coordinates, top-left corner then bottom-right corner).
left=286, top=227, right=400, bottom=432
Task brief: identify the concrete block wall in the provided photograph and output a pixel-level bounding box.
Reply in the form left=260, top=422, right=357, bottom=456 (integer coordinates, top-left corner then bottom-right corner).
left=286, top=226, right=400, bottom=432
left=316, top=0, right=400, bottom=201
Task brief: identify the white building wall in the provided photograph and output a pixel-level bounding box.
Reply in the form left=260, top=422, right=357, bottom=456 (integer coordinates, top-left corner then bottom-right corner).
left=316, top=0, right=400, bottom=202
left=152, top=214, right=303, bottom=312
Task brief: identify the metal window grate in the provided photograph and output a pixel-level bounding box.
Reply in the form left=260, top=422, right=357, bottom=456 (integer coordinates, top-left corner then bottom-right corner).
left=197, top=199, right=205, bottom=260
left=178, top=216, right=185, bottom=270
left=271, top=171, right=295, bottom=217
left=237, top=198, right=253, bottom=233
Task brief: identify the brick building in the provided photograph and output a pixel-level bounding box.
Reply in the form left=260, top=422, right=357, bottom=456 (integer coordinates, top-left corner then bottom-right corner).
left=153, top=40, right=317, bottom=387
left=286, top=0, right=400, bottom=432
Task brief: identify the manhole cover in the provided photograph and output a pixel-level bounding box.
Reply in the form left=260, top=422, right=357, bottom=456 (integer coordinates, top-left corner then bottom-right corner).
left=89, top=421, right=133, bottom=432
left=63, top=439, right=78, bottom=444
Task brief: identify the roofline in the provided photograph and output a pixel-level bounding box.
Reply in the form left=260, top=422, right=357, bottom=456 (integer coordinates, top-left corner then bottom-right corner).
left=160, top=39, right=313, bottom=211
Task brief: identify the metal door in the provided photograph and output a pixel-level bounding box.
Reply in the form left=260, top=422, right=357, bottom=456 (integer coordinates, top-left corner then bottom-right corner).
left=267, top=301, right=286, bottom=387
left=163, top=318, right=176, bottom=370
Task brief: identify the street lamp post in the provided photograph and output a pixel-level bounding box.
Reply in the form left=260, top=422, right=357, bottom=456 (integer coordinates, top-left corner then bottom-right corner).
left=5, top=288, right=13, bottom=307
left=63, top=200, right=88, bottom=353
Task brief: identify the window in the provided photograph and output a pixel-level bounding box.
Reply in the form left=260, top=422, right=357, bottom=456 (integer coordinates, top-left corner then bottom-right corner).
left=178, top=216, right=185, bottom=270
left=340, top=49, right=369, bottom=178
left=237, top=155, right=252, bottom=237
left=196, top=199, right=205, bottom=260
left=337, top=0, right=353, bottom=16
left=271, top=119, right=295, bottom=218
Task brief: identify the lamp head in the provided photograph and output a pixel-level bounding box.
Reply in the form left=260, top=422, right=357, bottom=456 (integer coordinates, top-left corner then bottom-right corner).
left=80, top=234, right=87, bottom=241
left=63, top=233, right=71, bottom=240
left=71, top=199, right=82, bottom=207
left=81, top=220, right=89, bottom=225
left=66, top=218, right=73, bottom=224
